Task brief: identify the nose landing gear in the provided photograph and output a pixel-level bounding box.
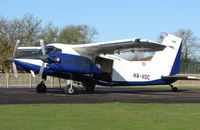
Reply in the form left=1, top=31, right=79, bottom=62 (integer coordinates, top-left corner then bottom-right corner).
left=64, top=84, right=76, bottom=95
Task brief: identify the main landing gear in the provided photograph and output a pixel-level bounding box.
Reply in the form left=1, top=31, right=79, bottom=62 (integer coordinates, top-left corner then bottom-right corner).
left=169, top=84, right=178, bottom=92
left=36, top=81, right=47, bottom=93
left=63, top=81, right=96, bottom=95
left=64, top=82, right=76, bottom=95
left=35, top=75, right=96, bottom=95
left=84, top=83, right=95, bottom=93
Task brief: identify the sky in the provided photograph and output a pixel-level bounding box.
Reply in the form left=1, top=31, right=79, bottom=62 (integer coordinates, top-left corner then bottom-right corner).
left=0, top=0, right=200, bottom=42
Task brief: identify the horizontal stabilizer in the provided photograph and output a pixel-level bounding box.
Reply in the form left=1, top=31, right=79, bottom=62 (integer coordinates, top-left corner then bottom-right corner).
left=162, top=75, right=200, bottom=82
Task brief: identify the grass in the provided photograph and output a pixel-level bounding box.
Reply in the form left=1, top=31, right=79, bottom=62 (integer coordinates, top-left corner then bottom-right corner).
left=1, top=103, right=200, bottom=130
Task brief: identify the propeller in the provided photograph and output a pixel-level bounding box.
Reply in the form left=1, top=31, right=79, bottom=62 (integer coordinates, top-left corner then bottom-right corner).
left=38, top=39, right=46, bottom=80
left=8, top=39, right=49, bottom=79
left=11, top=40, right=20, bottom=77
left=38, top=39, right=60, bottom=79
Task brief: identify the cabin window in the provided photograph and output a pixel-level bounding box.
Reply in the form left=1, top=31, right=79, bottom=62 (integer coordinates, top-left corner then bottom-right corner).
left=35, top=46, right=62, bottom=54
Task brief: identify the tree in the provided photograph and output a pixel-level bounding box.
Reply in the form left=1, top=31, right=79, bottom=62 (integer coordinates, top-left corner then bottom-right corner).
left=175, top=29, right=200, bottom=62
left=0, top=14, right=43, bottom=72
left=19, top=14, right=42, bottom=46
left=40, top=22, right=59, bottom=44
left=0, top=14, right=99, bottom=72
left=58, top=25, right=98, bottom=44
left=0, top=16, right=18, bottom=72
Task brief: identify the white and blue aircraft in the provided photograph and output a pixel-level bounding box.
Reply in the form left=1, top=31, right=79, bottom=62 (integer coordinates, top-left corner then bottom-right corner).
left=7, top=33, right=200, bottom=94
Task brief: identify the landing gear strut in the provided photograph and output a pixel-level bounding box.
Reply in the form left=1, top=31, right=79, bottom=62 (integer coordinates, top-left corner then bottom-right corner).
left=169, top=84, right=178, bottom=92
left=64, top=80, right=76, bottom=95
left=36, top=81, right=47, bottom=93
left=64, top=85, right=75, bottom=95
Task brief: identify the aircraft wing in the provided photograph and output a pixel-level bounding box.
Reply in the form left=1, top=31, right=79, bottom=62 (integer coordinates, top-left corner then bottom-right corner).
left=17, top=47, right=41, bottom=53
left=72, top=38, right=166, bottom=54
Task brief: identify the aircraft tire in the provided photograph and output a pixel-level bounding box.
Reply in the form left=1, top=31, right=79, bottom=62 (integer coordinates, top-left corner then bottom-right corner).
left=85, top=83, right=95, bottom=93
left=65, top=85, right=75, bottom=95
left=36, top=81, right=47, bottom=93
left=172, top=87, right=178, bottom=92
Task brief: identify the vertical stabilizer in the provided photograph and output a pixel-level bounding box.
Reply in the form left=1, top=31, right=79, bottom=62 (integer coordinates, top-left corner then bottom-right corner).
left=151, top=34, right=182, bottom=76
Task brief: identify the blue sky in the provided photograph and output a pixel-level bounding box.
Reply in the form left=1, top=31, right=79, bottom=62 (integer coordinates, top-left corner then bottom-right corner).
left=0, top=0, right=200, bottom=42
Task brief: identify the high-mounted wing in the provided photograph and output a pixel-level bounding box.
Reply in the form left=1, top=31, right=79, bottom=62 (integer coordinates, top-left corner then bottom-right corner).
left=73, top=38, right=166, bottom=54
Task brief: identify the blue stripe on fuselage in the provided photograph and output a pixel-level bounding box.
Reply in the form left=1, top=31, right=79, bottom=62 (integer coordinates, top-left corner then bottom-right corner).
left=15, top=58, right=170, bottom=87
left=96, top=79, right=168, bottom=86
left=48, top=53, right=102, bottom=74
left=14, top=53, right=102, bottom=75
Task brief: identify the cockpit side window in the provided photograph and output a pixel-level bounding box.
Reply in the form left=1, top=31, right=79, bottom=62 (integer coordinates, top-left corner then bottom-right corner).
left=34, top=46, right=62, bottom=54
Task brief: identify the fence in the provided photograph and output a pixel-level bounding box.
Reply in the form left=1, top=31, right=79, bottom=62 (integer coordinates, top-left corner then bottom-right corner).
left=1, top=73, right=200, bottom=88
left=0, top=73, right=68, bottom=88
left=180, top=62, right=200, bottom=74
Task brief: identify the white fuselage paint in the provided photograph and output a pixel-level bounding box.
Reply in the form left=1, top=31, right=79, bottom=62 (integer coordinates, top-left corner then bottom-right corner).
left=110, top=34, right=182, bottom=82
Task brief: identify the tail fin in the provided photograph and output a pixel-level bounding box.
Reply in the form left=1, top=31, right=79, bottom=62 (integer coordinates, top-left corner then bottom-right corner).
left=151, top=34, right=182, bottom=76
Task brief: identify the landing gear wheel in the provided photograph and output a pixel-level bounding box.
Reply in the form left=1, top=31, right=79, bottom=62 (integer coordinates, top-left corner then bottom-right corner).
left=169, top=84, right=178, bottom=92
left=85, top=83, right=95, bottom=93
left=36, top=81, right=47, bottom=93
left=172, top=87, right=178, bottom=92
left=64, top=85, right=75, bottom=95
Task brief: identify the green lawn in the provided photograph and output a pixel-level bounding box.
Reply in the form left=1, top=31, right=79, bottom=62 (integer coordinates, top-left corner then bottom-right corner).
left=0, top=103, right=200, bottom=130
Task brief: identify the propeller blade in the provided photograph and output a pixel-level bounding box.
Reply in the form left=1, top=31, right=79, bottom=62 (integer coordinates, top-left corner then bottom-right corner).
left=40, top=39, right=45, bottom=55
left=13, top=62, right=18, bottom=77
left=13, top=40, right=20, bottom=57
left=38, top=62, right=45, bottom=79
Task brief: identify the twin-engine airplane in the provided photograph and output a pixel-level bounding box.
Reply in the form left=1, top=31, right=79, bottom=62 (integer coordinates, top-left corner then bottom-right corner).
left=7, top=33, right=200, bottom=94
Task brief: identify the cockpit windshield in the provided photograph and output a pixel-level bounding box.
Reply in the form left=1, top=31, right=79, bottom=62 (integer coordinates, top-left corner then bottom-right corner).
left=34, top=46, right=62, bottom=54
